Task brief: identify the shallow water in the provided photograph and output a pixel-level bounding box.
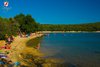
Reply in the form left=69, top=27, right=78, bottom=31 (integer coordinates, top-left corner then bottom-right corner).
left=40, top=33, right=100, bottom=67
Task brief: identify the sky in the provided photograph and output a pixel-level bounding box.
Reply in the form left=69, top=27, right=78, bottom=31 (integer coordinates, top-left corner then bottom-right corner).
left=0, top=0, right=100, bottom=24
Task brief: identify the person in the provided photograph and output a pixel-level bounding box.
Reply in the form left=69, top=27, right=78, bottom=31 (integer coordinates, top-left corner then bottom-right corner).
left=7, top=37, right=11, bottom=44
left=4, top=44, right=7, bottom=49
left=8, top=60, right=14, bottom=67
left=10, top=35, right=14, bottom=43
left=5, top=43, right=11, bottom=49
left=35, top=43, right=40, bottom=49
left=0, top=58, right=7, bottom=67
left=4, top=44, right=11, bottom=55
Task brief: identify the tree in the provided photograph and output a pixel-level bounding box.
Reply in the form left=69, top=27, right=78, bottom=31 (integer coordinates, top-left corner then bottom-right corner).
left=14, top=14, right=39, bottom=33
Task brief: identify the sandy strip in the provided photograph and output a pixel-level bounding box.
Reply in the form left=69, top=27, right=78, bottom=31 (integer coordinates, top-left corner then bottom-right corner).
left=3, top=34, right=43, bottom=64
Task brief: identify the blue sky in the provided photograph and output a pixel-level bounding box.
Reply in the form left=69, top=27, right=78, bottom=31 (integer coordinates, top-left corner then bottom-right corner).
left=0, top=0, right=100, bottom=24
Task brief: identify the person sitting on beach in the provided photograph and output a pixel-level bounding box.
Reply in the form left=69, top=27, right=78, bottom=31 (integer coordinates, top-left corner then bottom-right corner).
left=35, top=43, right=40, bottom=49
left=3, top=44, right=11, bottom=55
left=7, top=37, right=11, bottom=44
left=7, top=60, right=14, bottom=67
left=10, top=35, right=14, bottom=43
left=4, top=44, right=11, bottom=49
left=6, top=35, right=14, bottom=45
left=0, top=58, right=14, bottom=67
left=0, top=58, right=8, bottom=66
left=4, top=44, right=7, bottom=49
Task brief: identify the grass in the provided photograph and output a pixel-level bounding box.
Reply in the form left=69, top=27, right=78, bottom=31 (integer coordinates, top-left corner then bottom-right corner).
left=26, top=36, right=43, bottom=47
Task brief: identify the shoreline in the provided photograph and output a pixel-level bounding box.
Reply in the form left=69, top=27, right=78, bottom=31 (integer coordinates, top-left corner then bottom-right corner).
left=0, top=33, right=64, bottom=66
left=41, top=31, right=100, bottom=33
left=10, top=33, right=44, bottom=61
left=0, top=31, right=99, bottom=66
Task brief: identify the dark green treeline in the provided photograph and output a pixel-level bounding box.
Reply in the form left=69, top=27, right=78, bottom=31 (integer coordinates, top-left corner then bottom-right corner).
left=40, top=22, right=100, bottom=31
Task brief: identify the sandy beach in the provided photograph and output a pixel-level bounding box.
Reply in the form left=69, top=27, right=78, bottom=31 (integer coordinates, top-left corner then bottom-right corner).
left=0, top=33, right=44, bottom=66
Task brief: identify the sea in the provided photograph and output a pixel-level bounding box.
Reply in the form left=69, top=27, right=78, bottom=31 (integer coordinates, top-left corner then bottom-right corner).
left=40, top=32, right=100, bottom=67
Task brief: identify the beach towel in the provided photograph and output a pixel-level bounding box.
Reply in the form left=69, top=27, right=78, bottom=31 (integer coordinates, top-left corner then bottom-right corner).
left=0, top=53, right=7, bottom=58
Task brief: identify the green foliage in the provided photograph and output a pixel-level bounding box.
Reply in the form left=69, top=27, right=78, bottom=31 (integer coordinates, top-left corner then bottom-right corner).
left=0, top=14, right=39, bottom=40
left=0, top=18, right=19, bottom=39
left=40, top=22, right=100, bottom=31
left=26, top=36, right=43, bottom=47
left=14, top=14, right=39, bottom=33
left=0, top=13, right=100, bottom=40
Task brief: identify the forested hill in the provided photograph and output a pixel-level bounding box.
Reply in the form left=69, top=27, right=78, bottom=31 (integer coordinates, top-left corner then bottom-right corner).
left=40, top=22, right=100, bottom=31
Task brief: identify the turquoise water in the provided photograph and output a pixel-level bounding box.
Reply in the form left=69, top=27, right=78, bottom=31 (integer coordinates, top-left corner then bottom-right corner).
left=40, top=33, right=100, bottom=67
